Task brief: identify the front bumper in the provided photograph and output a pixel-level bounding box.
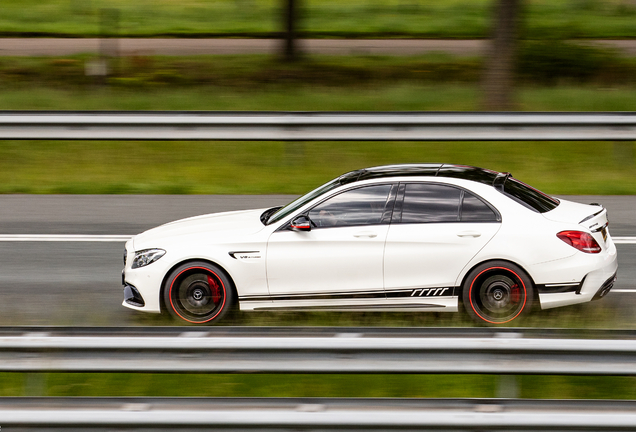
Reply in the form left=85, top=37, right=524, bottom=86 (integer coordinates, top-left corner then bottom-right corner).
left=123, top=283, right=145, bottom=307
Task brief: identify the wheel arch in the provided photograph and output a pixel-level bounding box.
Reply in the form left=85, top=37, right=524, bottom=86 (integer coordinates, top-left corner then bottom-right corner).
left=457, top=258, right=539, bottom=304
left=159, top=258, right=238, bottom=313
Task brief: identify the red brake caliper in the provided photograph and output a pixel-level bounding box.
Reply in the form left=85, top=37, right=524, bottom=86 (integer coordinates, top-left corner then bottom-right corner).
left=511, top=283, right=520, bottom=303
left=207, top=274, right=221, bottom=304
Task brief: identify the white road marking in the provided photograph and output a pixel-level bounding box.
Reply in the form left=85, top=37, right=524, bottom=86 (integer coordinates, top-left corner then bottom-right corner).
left=612, top=237, right=636, bottom=244
left=0, top=234, right=131, bottom=242
left=612, top=289, right=636, bottom=293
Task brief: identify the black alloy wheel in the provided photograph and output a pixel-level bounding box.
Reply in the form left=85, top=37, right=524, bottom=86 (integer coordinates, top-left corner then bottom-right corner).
left=163, top=261, right=235, bottom=324
left=462, top=261, right=534, bottom=325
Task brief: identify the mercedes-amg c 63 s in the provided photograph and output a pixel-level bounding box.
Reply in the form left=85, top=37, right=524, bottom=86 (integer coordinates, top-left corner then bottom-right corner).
left=121, top=164, right=617, bottom=325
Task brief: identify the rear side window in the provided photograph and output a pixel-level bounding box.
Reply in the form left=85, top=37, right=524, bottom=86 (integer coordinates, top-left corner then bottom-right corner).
left=503, top=177, right=559, bottom=213
left=400, top=184, right=461, bottom=223
left=461, top=192, right=499, bottom=222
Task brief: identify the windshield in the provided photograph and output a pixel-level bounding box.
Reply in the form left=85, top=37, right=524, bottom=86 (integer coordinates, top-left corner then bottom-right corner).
left=265, top=177, right=342, bottom=225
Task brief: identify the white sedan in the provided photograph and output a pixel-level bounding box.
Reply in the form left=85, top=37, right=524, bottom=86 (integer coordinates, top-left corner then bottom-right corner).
left=121, top=164, right=617, bottom=325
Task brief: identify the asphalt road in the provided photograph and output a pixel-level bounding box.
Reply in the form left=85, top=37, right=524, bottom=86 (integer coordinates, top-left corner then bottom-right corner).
left=0, top=194, right=632, bottom=326
left=1, top=38, right=636, bottom=57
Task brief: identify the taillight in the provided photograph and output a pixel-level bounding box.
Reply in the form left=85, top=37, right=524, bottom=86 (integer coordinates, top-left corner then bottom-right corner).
left=557, top=231, right=601, bottom=254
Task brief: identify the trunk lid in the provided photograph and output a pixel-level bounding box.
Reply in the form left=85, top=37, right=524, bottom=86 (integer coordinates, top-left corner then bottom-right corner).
left=543, top=198, right=610, bottom=244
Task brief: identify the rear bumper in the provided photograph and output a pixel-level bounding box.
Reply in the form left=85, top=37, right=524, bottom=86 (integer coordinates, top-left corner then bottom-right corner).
left=591, top=272, right=617, bottom=301
left=538, top=241, right=618, bottom=310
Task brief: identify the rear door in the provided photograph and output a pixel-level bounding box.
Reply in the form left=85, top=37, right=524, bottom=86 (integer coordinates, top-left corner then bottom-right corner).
left=383, top=183, right=501, bottom=304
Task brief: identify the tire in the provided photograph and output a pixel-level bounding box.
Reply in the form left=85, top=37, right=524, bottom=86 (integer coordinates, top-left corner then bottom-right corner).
left=462, top=261, right=533, bottom=325
left=163, top=261, right=236, bottom=325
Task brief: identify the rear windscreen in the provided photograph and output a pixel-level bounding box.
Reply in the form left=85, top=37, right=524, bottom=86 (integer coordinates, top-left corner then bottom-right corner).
left=503, top=177, right=559, bottom=213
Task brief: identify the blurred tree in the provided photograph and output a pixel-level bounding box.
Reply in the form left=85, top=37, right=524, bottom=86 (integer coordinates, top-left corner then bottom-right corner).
left=282, top=0, right=300, bottom=61
left=482, top=0, right=522, bottom=110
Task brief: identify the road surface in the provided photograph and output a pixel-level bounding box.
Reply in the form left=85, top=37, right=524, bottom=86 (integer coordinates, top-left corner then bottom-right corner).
left=1, top=38, right=635, bottom=56
left=0, top=194, right=632, bottom=327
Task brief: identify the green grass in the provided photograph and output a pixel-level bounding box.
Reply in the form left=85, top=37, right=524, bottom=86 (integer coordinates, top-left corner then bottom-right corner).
left=2, top=138, right=636, bottom=195
left=0, top=53, right=635, bottom=195
left=1, top=82, right=636, bottom=195
left=3, top=372, right=636, bottom=398
left=1, top=0, right=636, bottom=38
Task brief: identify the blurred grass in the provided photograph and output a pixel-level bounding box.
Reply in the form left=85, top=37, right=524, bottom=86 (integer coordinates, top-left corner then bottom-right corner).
left=1, top=84, right=636, bottom=195
left=131, top=300, right=636, bottom=329
left=2, top=0, right=636, bottom=38
left=0, top=52, right=635, bottom=195
left=1, top=139, right=636, bottom=195
left=1, top=372, right=635, bottom=398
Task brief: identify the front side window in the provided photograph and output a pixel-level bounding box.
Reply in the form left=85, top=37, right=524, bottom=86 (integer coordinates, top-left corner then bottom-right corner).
left=308, top=185, right=392, bottom=228
left=400, top=183, right=461, bottom=223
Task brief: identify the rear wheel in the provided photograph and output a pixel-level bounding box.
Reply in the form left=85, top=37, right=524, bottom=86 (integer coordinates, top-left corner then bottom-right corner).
left=462, top=261, right=533, bottom=325
left=163, top=261, right=236, bottom=324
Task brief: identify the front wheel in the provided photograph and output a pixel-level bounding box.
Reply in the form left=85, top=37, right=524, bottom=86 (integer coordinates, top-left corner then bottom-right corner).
left=163, top=261, right=236, bottom=324
left=462, top=261, right=533, bottom=325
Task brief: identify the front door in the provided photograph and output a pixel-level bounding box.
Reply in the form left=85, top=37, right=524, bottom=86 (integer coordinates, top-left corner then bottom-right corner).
left=266, top=184, right=395, bottom=307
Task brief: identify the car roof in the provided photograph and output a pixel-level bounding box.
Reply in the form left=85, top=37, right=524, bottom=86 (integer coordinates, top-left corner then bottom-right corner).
left=338, top=164, right=505, bottom=187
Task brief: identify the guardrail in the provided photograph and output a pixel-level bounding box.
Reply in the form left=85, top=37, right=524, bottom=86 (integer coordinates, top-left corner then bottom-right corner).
left=1, top=111, right=636, bottom=140
left=3, top=328, right=635, bottom=430
left=2, top=330, right=635, bottom=374
left=1, top=397, right=636, bottom=431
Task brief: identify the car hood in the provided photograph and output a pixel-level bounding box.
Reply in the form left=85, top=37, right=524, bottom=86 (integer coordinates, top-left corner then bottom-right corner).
left=543, top=198, right=607, bottom=229
left=132, top=208, right=267, bottom=249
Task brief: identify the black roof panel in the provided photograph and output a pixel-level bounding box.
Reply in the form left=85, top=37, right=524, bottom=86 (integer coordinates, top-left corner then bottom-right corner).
left=339, top=164, right=503, bottom=187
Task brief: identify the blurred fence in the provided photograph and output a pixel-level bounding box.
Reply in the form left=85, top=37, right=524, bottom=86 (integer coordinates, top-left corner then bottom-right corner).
left=3, top=331, right=635, bottom=374
left=3, top=328, right=635, bottom=429
left=1, top=111, right=635, bottom=141
left=1, top=397, right=636, bottom=430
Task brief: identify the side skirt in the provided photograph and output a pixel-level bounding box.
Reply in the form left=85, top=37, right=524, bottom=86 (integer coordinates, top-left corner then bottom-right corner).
left=238, top=287, right=459, bottom=312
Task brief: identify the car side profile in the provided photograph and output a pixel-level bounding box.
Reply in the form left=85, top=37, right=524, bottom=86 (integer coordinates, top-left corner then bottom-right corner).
left=121, top=164, right=618, bottom=325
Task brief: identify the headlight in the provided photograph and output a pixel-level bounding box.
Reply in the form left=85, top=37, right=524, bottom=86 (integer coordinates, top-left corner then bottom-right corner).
left=132, top=248, right=166, bottom=269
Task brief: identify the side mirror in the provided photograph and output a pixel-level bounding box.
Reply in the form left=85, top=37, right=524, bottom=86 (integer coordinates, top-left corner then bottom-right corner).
left=290, top=215, right=312, bottom=231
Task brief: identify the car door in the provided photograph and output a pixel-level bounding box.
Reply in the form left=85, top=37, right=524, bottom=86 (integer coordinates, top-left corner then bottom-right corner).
left=383, top=183, right=501, bottom=303
left=266, top=184, right=396, bottom=307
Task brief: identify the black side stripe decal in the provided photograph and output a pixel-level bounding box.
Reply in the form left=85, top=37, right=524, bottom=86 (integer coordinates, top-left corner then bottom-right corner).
left=253, top=304, right=446, bottom=312
left=240, top=287, right=456, bottom=302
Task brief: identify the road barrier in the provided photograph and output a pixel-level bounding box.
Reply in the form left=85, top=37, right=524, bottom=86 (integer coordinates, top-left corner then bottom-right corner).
left=1, top=329, right=635, bottom=374
left=2, top=327, right=635, bottom=429
left=1, top=111, right=636, bottom=140
left=1, top=397, right=636, bottom=430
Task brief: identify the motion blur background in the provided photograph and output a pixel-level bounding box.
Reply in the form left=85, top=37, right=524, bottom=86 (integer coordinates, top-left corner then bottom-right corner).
left=0, top=0, right=634, bottom=399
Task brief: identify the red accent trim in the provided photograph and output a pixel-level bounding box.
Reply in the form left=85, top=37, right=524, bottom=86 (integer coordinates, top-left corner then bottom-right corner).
left=168, top=266, right=227, bottom=324
left=291, top=224, right=310, bottom=230
left=469, top=266, right=527, bottom=324
left=208, top=274, right=221, bottom=304
left=511, top=283, right=520, bottom=303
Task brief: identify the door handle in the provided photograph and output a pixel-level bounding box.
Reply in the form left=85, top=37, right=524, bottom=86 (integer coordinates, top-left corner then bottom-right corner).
left=457, top=231, right=481, bottom=238
left=354, top=231, right=378, bottom=238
